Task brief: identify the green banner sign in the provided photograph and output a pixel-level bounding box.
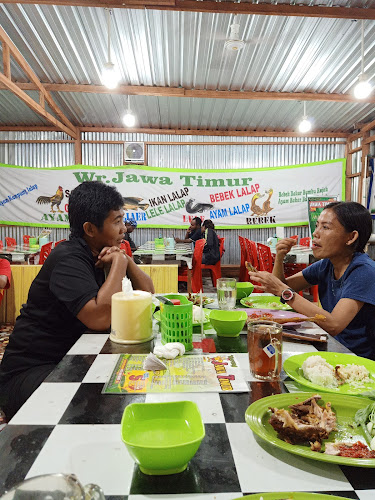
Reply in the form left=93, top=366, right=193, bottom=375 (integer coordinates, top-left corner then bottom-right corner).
left=307, top=195, right=338, bottom=237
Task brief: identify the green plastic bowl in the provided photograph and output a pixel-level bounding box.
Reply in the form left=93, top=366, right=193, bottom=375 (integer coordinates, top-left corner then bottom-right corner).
left=236, top=282, right=255, bottom=300
left=121, top=401, right=205, bottom=475
left=209, top=309, right=248, bottom=337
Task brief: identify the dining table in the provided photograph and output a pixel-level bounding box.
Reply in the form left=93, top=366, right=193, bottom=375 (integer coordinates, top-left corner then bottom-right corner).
left=0, top=293, right=373, bottom=500
left=0, top=245, right=39, bottom=264
left=134, top=241, right=194, bottom=292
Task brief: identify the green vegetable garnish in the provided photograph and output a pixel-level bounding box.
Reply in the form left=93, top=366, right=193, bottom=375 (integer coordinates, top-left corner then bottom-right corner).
left=354, top=402, right=375, bottom=445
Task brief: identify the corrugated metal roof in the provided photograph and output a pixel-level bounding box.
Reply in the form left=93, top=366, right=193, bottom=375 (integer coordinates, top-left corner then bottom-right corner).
left=0, top=4, right=374, bottom=132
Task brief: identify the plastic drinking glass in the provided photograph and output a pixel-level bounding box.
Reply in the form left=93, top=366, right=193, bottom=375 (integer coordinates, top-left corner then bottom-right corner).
left=0, top=473, right=105, bottom=499
left=216, top=278, right=237, bottom=310
left=247, top=320, right=283, bottom=380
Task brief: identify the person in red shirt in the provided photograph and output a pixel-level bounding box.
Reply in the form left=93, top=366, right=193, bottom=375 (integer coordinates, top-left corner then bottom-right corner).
left=0, top=259, right=11, bottom=306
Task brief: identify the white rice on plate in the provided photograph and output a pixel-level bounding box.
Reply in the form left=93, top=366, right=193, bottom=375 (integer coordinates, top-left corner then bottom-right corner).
left=302, top=355, right=339, bottom=388
left=301, top=355, right=371, bottom=388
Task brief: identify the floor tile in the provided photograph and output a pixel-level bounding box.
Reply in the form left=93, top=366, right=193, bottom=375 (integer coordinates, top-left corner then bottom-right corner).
left=83, top=354, right=120, bottom=383
left=58, top=383, right=145, bottom=424
left=226, top=423, right=352, bottom=492
left=340, top=466, right=375, bottom=491
left=45, top=355, right=96, bottom=382
left=10, top=383, right=80, bottom=425
left=357, top=491, right=375, bottom=499
left=67, top=334, right=109, bottom=355
left=128, top=494, right=241, bottom=500
left=129, top=424, right=240, bottom=495
left=145, top=392, right=225, bottom=423
left=0, top=425, right=53, bottom=497
left=26, top=424, right=134, bottom=496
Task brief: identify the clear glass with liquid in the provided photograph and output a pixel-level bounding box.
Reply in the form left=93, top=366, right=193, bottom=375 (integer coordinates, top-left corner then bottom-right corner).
left=217, top=278, right=237, bottom=310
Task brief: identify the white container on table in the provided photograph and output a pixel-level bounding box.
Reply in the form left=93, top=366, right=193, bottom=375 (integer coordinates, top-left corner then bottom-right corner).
left=110, top=290, right=153, bottom=344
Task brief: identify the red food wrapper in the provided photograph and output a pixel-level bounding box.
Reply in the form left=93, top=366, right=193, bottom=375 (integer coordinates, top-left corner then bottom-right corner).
left=170, top=299, right=181, bottom=305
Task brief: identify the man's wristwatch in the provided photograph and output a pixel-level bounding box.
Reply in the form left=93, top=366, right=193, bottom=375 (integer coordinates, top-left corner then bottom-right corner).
left=280, top=288, right=295, bottom=304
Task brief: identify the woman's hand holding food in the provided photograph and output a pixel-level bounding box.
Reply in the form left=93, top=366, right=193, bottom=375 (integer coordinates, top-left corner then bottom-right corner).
left=248, top=270, right=286, bottom=297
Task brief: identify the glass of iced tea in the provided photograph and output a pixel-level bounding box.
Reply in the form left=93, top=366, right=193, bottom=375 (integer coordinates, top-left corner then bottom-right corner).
left=247, top=320, right=283, bottom=380
left=217, top=277, right=237, bottom=310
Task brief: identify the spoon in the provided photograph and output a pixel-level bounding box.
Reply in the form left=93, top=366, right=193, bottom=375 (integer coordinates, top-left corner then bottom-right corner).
left=156, top=295, right=175, bottom=306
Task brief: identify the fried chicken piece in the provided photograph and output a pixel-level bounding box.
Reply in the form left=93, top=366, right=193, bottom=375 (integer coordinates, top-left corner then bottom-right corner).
left=269, top=395, right=336, bottom=448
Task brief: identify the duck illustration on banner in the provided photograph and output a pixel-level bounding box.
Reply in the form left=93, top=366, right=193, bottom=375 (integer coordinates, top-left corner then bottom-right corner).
left=250, top=189, right=274, bottom=216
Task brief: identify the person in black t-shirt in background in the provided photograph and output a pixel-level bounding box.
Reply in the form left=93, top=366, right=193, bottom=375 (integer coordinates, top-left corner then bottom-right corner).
left=174, top=216, right=203, bottom=244
left=0, top=181, right=154, bottom=420
left=123, top=219, right=138, bottom=252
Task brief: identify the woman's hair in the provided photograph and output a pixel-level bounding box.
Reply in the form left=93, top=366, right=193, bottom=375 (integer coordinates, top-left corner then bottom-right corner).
left=192, top=217, right=202, bottom=226
left=69, top=181, right=124, bottom=238
left=203, top=219, right=215, bottom=230
left=323, top=201, right=372, bottom=253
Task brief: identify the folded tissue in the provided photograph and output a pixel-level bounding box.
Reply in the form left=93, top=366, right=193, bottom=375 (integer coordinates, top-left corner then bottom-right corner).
left=154, top=342, right=185, bottom=360
left=143, top=353, right=167, bottom=371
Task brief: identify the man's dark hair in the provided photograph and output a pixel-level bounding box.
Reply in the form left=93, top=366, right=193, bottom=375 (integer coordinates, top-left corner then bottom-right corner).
left=192, top=217, right=202, bottom=226
left=69, top=181, right=124, bottom=238
left=323, top=201, right=372, bottom=253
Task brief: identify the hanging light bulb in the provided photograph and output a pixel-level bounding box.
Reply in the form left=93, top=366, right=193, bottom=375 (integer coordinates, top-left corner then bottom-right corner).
left=123, top=95, right=136, bottom=127
left=298, top=102, right=312, bottom=133
left=101, top=9, right=120, bottom=89
left=101, top=62, right=119, bottom=89
left=353, top=20, right=372, bottom=99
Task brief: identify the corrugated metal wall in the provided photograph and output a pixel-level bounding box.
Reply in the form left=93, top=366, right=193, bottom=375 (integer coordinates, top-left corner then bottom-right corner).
left=0, top=132, right=347, bottom=264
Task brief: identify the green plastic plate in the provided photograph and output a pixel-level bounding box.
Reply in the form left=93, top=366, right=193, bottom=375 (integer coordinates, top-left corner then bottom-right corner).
left=236, top=493, right=355, bottom=500
left=245, top=392, right=375, bottom=467
left=284, top=352, right=375, bottom=395
left=153, top=308, right=211, bottom=325
left=240, top=296, right=292, bottom=311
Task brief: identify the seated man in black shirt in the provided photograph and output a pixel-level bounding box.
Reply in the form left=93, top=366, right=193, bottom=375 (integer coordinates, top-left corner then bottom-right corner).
left=0, top=181, right=154, bottom=420
left=174, top=216, right=203, bottom=244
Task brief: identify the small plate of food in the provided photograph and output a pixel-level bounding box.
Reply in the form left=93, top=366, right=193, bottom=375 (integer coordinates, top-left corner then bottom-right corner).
left=245, top=309, right=320, bottom=327
left=283, top=352, right=375, bottom=395
left=187, top=293, right=215, bottom=306
left=240, top=296, right=293, bottom=311
left=246, top=392, right=375, bottom=467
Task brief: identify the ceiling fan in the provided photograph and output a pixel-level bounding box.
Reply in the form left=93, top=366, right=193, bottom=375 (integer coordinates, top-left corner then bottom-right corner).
left=224, top=15, right=246, bottom=52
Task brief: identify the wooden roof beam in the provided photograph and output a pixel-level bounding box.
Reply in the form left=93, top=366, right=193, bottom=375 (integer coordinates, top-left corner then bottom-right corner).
left=0, top=82, right=373, bottom=104
left=0, top=73, right=77, bottom=139
left=0, top=27, right=77, bottom=139
left=1, top=0, right=375, bottom=20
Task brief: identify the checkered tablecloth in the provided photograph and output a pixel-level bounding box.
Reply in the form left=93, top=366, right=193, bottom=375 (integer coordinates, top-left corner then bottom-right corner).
left=0, top=329, right=374, bottom=500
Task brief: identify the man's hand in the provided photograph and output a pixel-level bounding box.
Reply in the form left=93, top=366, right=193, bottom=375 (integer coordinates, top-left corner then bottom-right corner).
left=275, top=237, right=297, bottom=259
left=95, top=246, right=128, bottom=269
left=174, top=237, right=183, bottom=243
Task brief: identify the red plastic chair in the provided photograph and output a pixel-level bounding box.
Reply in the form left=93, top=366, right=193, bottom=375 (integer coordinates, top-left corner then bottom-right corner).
left=0, top=241, right=3, bottom=250
left=290, top=235, right=299, bottom=243
left=120, top=241, right=133, bottom=257
left=201, top=237, right=225, bottom=287
left=23, top=235, right=31, bottom=245
left=300, top=236, right=311, bottom=247
left=54, top=239, right=66, bottom=247
left=178, top=239, right=205, bottom=293
left=38, top=242, right=53, bottom=265
left=238, top=236, right=249, bottom=282
left=244, top=239, right=263, bottom=293
left=257, top=243, right=273, bottom=273
left=5, top=237, right=16, bottom=247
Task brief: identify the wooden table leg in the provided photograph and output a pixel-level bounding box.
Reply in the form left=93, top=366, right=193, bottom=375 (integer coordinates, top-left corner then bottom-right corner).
left=187, top=268, right=192, bottom=294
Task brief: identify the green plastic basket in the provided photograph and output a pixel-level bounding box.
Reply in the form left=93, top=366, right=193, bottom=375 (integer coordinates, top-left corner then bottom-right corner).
left=160, top=294, right=193, bottom=351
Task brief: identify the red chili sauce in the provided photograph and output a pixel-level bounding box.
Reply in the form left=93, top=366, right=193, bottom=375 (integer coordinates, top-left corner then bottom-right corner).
left=338, top=441, right=375, bottom=458
left=248, top=312, right=274, bottom=320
